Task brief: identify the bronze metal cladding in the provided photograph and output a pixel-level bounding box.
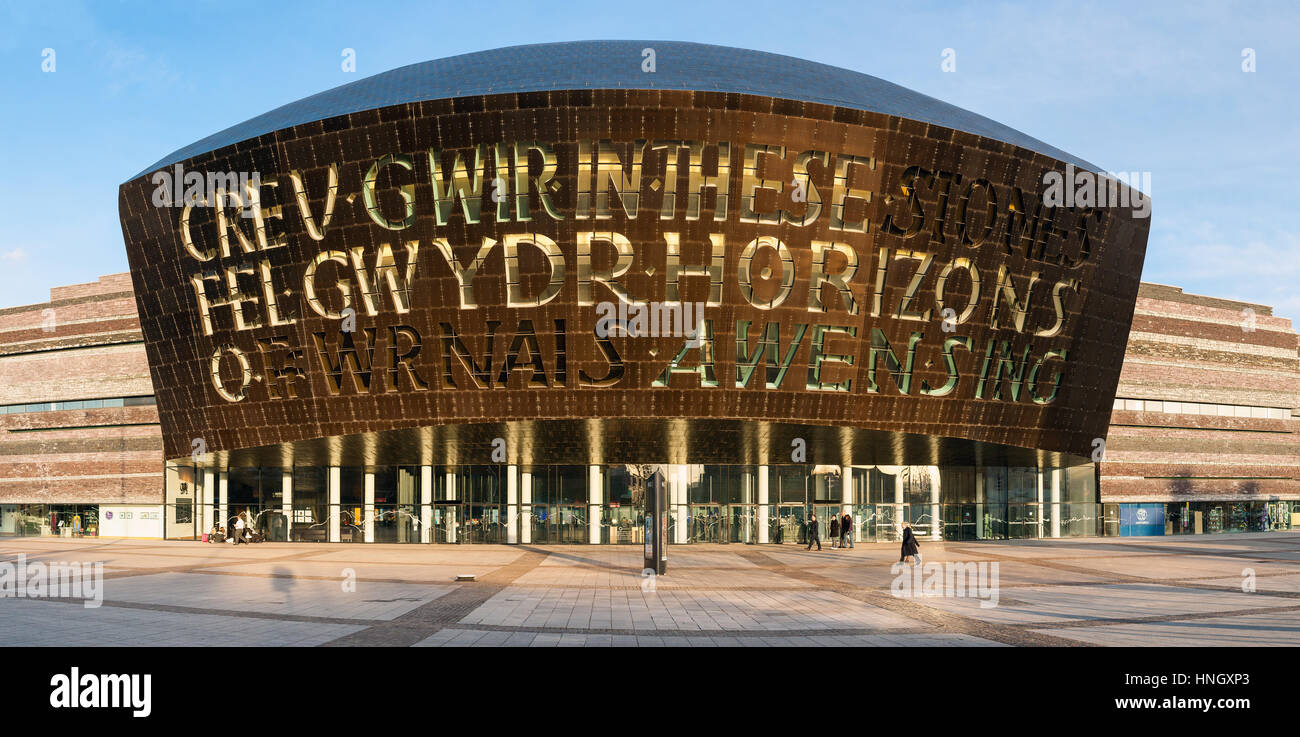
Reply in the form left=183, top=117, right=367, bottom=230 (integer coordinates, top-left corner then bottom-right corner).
left=117, top=88, right=1150, bottom=467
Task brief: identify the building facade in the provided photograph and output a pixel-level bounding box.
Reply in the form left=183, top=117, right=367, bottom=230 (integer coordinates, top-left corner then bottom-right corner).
left=7, top=275, right=1294, bottom=541
left=1102, top=283, right=1300, bottom=535
left=115, top=41, right=1155, bottom=544
left=0, top=273, right=164, bottom=538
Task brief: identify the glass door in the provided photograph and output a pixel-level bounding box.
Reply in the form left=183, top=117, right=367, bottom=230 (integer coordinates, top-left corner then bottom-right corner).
left=463, top=505, right=502, bottom=543
left=555, top=505, right=586, bottom=543
left=528, top=504, right=553, bottom=543
left=729, top=505, right=755, bottom=544
left=432, top=503, right=459, bottom=543
left=1008, top=503, right=1039, bottom=539
left=522, top=503, right=585, bottom=543
left=1102, top=503, right=1120, bottom=537
left=942, top=504, right=975, bottom=541
left=689, top=504, right=724, bottom=543
left=605, top=505, right=642, bottom=544
left=773, top=504, right=805, bottom=545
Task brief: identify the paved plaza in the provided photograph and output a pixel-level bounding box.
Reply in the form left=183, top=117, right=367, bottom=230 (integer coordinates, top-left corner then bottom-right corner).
left=2, top=533, right=1298, bottom=646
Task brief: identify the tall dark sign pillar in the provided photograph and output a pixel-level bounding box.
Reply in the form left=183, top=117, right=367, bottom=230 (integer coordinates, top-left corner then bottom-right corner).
left=643, top=470, right=667, bottom=575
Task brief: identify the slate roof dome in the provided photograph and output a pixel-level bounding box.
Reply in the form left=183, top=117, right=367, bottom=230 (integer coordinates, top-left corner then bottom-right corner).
left=136, top=39, right=1095, bottom=177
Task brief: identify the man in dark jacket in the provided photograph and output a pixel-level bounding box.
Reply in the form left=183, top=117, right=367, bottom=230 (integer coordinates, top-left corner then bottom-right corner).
left=841, top=512, right=854, bottom=549
left=828, top=515, right=840, bottom=548
left=805, top=513, right=821, bottom=550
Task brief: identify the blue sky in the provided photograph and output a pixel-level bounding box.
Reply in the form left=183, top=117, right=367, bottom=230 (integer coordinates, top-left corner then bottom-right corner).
left=1, top=1, right=1296, bottom=318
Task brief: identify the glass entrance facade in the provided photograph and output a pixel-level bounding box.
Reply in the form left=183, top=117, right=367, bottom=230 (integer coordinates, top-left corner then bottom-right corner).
left=162, top=461, right=1130, bottom=543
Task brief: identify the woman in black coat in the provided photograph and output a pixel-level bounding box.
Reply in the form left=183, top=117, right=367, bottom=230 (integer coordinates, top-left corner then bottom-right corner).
left=899, top=522, right=921, bottom=565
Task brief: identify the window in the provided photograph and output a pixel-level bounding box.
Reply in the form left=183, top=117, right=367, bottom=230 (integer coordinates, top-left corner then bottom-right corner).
left=176, top=498, right=193, bottom=524
left=293, top=467, right=326, bottom=506
left=227, top=467, right=261, bottom=505
left=1112, top=397, right=1288, bottom=419
left=339, top=467, right=364, bottom=505
left=0, top=396, right=155, bottom=414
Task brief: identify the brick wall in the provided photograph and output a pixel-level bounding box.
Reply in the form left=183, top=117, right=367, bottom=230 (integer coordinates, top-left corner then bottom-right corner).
left=1100, top=283, right=1300, bottom=502
left=0, top=274, right=162, bottom=505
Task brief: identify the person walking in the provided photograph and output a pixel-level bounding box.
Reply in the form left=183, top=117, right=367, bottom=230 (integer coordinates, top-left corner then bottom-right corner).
left=841, top=511, right=854, bottom=549
left=828, top=514, right=840, bottom=549
left=805, top=512, right=821, bottom=551
left=233, top=513, right=248, bottom=545
left=899, top=522, right=920, bottom=565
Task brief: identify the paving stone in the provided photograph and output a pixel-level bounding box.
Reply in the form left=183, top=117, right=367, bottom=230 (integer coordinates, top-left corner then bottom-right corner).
left=0, top=535, right=1296, bottom=646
